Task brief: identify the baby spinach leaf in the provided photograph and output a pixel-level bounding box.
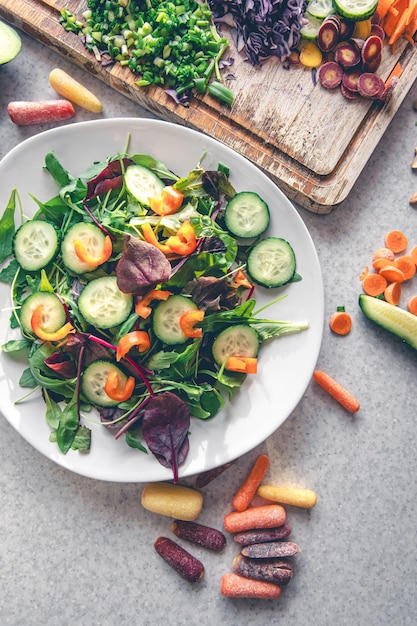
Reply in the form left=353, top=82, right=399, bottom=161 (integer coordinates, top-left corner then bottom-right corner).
left=56, top=395, right=79, bottom=454
left=0, top=188, right=17, bottom=263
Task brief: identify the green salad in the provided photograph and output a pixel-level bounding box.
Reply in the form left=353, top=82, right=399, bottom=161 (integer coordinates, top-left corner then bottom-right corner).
left=0, top=142, right=308, bottom=481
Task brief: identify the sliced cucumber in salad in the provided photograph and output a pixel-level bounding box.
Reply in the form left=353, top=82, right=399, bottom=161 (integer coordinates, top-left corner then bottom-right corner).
left=81, top=360, right=131, bottom=407
left=62, top=222, right=108, bottom=274
left=20, top=292, right=67, bottom=337
left=124, top=164, right=164, bottom=205
left=224, top=192, right=270, bottom=239
left=78, top=276, right=133, bottom=329
left=212, top=325, right=259, bottom=365
left=153, top=295, right=197, bottom=345
left=13, top=220, right=59, bottom=271
left=247, top=237, right=296, bottom=288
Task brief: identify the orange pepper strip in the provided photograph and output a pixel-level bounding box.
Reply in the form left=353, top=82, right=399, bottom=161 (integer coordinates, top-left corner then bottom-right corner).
left=135, top=289, right=173, bottom=318
left=141, top=223, right=171, bottom=253
left=73, top=235, right=112, bottom=265
left=149, top=186, right=184, bottom=216
left=225, top=356, right=258, bottom=374
left=31, top=305, right=74, bottom=341
left=165, top=221, right=197, bottom=256
left=116, top=330, right=151, bottom=361
left=179, top=310, right=204, bottom=338
left=104, top=371, right=135, bottom=402
left=232, top=269, right=253, bottom=289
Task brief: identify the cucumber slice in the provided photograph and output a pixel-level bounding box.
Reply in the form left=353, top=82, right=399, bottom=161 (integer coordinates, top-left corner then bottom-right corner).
left=153, top=295, right=197, bottom=345
left=307, top=0, right=334, bottom=19
left=333, top=0, right=378, bottom=21
left=300, top=12, right=324, bottom=39
left=78, top=276, right=133, bottom=329
left=212, top=325, right=259, bottom=366
left=0, top=20, right=22, bottom=65
left=13, top=220, right=60, bottom=271
left=81, top=360, right=131, bottom=407
left=20, top=292, right=67, bottom=336
left=62, top=222, right=108, bottom=274
left=224, top=192, right=270, bottom=239
left=124, top=164, right=164, bottom=205
left=359, top=294, right=417, bottom=350
left=247, top=237, right=296, bottom=288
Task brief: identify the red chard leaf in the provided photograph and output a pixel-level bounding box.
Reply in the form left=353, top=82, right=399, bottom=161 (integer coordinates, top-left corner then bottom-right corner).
left=116, top=235, right=171, bottom=295
left=84, top=158, right=133, bottom=202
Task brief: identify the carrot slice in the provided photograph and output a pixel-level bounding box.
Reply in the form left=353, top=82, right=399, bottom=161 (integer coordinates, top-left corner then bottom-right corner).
left=373, top=247, right=395, bottom=262
left=232, top=454, right=270, bottom=512
left=329, top=307, right=352, bottom=335
left=378, top=264, right=405, bottom=283
left=384, top=230, right=408, bottom=253
left=407, top=295, right=417, bottom=316
left=394, top=255, right=416, bottom=281
left=362, top=272, right=387, bottom=296
left=384, top=281, right=402, bottom=305
left=372, top=257, right=392, bottom=271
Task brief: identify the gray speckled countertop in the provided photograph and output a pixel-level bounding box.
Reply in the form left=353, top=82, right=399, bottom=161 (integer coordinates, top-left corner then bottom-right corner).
left=1, top=27, right=417, bottom=626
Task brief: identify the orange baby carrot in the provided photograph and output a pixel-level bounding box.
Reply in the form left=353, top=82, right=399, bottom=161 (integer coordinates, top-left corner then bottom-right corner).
left=378, top=264, right=405, bottom=283
left=220, top=573, right=281, bottom=600
left=384, top=230, right=408, bottom=253
left=224, top=504, right=286, bottom=533
left=313, top=370, right=360, bottom=413
left=410, top=246, right=417, bottom=267
left=407, top=295, right=417, bottom=316
left=329, top=307, right=352, bottom=335
left=362, top=272, right=387, bottom=296
left=232, top=454, right=270, bottom=512
left=394, top=255, right=416, bottom=281
left=384, top=281, right=401, bottom=305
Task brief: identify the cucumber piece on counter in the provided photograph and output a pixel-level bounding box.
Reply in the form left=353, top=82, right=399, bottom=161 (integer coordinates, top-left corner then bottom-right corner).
left=359, top=294, right=417, bottom=350
left=0, top=20, right=21, bottom=65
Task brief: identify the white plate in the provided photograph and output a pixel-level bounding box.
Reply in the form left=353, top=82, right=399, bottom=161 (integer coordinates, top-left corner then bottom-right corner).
left=0, top=118, right=323, bottom=483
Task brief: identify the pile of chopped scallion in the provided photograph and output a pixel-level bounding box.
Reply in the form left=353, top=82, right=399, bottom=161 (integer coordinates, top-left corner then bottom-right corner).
left=60, top=0, right=234, bottom=105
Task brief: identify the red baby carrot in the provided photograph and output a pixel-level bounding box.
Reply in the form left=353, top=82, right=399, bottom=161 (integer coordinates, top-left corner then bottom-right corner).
left=224, top=504, right=286, bottom=533
left=313, top=370, right=360, bottom=413
left=232, top=454, right=270, bottom=512
left=7, top=100, right=75, bottom=125
left=220, top=573, right=281, bottom=600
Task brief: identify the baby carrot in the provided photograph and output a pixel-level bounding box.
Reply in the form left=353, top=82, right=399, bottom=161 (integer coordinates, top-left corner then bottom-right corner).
left=257, top=485, right=317, bottom=509
left=313, top=370, right=360, bottom=413
left=407, top=295, right=417, bottom=316
left=384, top=230, right=408, bottom=253
left=224, top=504, right=286, bottom=533
left=362, top=272, right=387, bottom=296
left=220, top=573, right=281, bottom=600
left=232, top=454, right=270, bottom=512
left=394, top=255, right=416, bottom=281
left=410, top=246, right=417, bottom=267
left=49, top=68, right=103, bottom=112
left=7, top=100, right=75, bottom=125
left=329, top=306, right=352, bottom=335
left=384, top=281, right=401, bottom=305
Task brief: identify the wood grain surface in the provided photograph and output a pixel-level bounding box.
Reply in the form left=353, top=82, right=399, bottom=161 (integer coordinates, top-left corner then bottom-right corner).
left=1, top=0, right=416, bottom=212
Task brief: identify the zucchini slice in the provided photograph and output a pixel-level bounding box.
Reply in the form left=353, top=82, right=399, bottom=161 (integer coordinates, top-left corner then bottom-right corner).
left=62, top=222, right=109, bottom=274
left=20, top=292, right=67, bottom=336
left=153, top=295, right=197, bottom=345
left=247, top=237, right=296, bottom=288
left=13, top=220, right=59, bottom=271
left=78, top=276, right=133, bottom=329
left=359, top=294, right=417, bottom=350
left=224, top=191, right=270, bottom=239
left=212, top=325, right=259, bottom=366
left=124, top=164, right=164, bottom=205
left=81, top=360, right=131, bottom=407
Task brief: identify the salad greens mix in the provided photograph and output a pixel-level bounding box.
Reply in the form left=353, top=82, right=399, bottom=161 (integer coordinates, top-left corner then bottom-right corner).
left=0, top=139, right=308, bottom=481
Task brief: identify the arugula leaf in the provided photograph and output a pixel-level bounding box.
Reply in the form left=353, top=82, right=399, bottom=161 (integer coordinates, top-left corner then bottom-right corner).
left=0, top=188, right=17, bottom=263
left=131, top=154, right=178, bottom=181
left=71, top=426, right=91, bottom=453
left=56, top=394, right=79, bottom=454
left=1, top=338, right=31, bottom=353
left=125, top=427, right=148, bottom=453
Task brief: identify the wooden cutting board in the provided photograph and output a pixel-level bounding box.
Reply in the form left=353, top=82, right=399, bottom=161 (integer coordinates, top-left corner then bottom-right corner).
left=1, top=0, right=416, bottom=212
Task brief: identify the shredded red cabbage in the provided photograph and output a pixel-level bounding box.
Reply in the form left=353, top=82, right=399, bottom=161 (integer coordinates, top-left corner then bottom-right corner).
left=208, top=0, right=307, bottom=65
